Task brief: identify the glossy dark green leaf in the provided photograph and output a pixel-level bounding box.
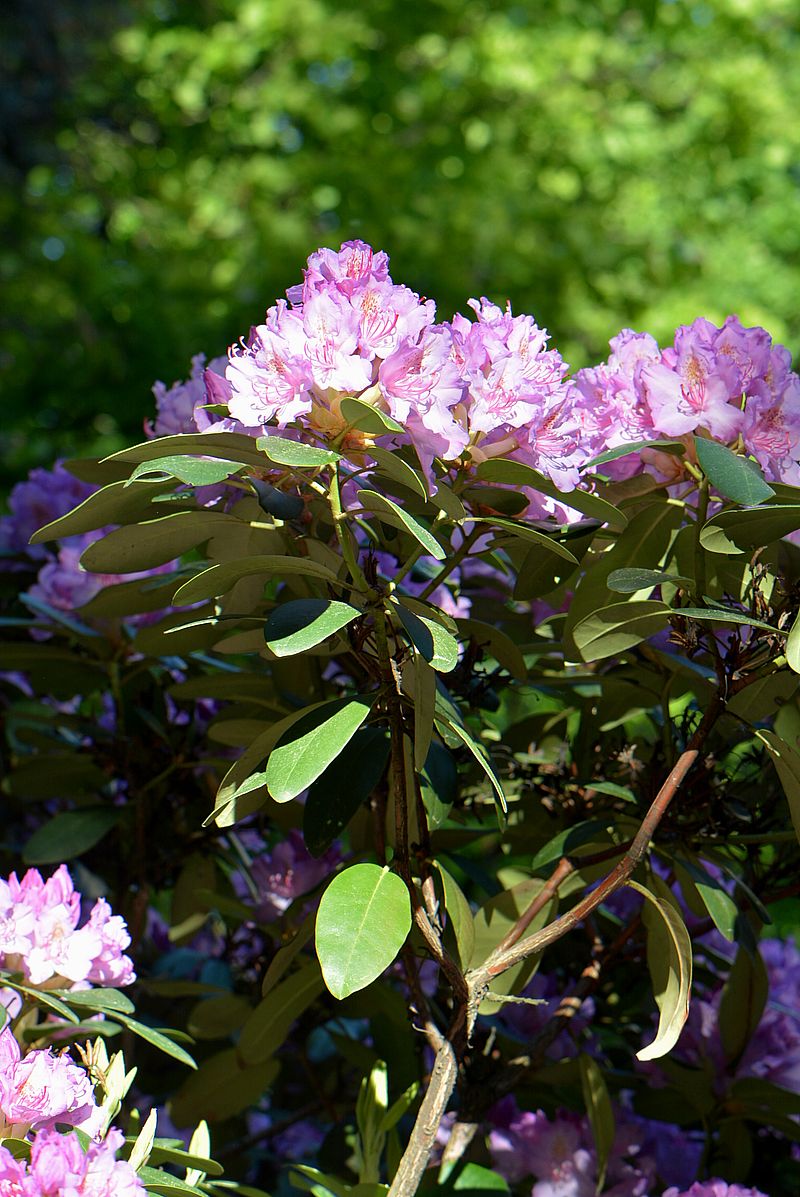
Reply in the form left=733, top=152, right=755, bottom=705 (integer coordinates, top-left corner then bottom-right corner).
left=395, top=603, right=459, bottom=672
left=266, top=696, right=375, bottom=802
left=474, top=517, right=579, bottom=563
left=316, top=864, right=411, bottom=999
left=434, top=713, right=507, bottom=814
left=51, top=987, right=135, bottom=1015
left=187, top=995, right=252, bottom=1040
left=23, top=808, right=119, bottom=865
left=358, top=490, right=446, bottom=559
left=411, top=654, right=437, bottom=771
left=173, top=554, right=341, bottom=605
left=530, top=819, right=613, bottom=871
left=113, top=1014, right=197, bottom=1069
left=105, top=431, right=270, bottom=470
left=455, top=618, right=527, bottom=680
left=675, top=856, right=738, bottom=942
left=694, top=436, right=775, bottom=505
left=676, top=606, right=780, bottom=635
left=264, top=598, right=360, bottom=656
left=474, top=458, right=627, bottom=527
left=256, top=435, right=341, bottom=467
left=368, top=445, right=428, bottom=499
left=303, top=727, right=391, bottom=857
left=137, top=1166, right=207, bottom=1196
left=573, top=600, right=671, bottom=661
left=700, top=504, right=800, bottom=554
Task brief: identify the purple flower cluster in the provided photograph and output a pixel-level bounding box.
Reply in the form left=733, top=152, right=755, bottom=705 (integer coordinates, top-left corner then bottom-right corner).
left=0, top=865, right=134, bottom=989
left=575, top=318, right=800, bottom=483
left=232, top=829, right=339, bottom=924
left=487, top=1096, right=703, bottom=1197
left=0, top=1126, right=143, bottom=1194
left=663, top=1184, right=769, bottom=1197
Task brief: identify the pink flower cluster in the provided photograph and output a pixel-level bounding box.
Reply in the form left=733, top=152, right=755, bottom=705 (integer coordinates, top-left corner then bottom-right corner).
left=575, top=318, right=800, bottom=483
left=663, top=1184, right=769, bottom=1197
left=221, top=241, right=582, bottom=486
left=0, top=1027, right=101, bottom=1140
left=0, top=1126, right=143, bottom=1195
left=0, top=865, right=134, bottom=988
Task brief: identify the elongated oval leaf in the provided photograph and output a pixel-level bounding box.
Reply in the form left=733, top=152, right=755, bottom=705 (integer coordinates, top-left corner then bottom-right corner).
left=694, top=436, right=775, bottom=505
left=700, top=504, right=800, bottom=554
left=607, top=568, right=690, bottom=594
left=582, top=438, right=686, bottom=469
left=23, top=808, right=119, bottom=865
left=239, top=961, right=324, bottom=1062
left=81, top=512, right=236, bottom=573
left=256, top=435, right=341, bottom=467
left=316, top=864, right=411, bottom=999
left=573, top=601, right=671, bottom=662
left=368, top=446, right=428, bottom=499
left=473, top=517, right=579, bottom=564
left=579, top=1054, right=615, bottom=1191
left=106, top=431, right=270, bottom=470
left=630, top=880, right=692, bottom=1061
left=129, top=456, right=247, bottom=487
left=675, top=606, right=781, bottom=635
left=455, top=618, right=527, bottom=681
left=718, top=945, right=768, bottom=1064
left=113, top=1014, right=197, bottom=1069
left=434, top=861, right=475, bottom=970
left=785, top=616, right=800, bottom=675
left=303, top=727, right=390, bottom=857
left=266, top=696, right=374, bottom=802
left=358, top=491, right=446, bottom=559
left=29, top=479, right=172, bottom=545
left=51, top=987, right=135, bottom=1015
left=174, top=554, right=341, bottom=605
left=757, top=730, right=800, bottom=845
left=435, top=713, right=507, bottom=814
left=340, top=396, right=404, bottom=435
left=474, top=459, right=627, bottom=528
left=264, top=598, right=360, bottom=656
left=395, top=603, right=459, bottom=672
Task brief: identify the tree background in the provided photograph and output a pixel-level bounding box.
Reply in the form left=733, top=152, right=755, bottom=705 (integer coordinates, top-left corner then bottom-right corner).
left=2, top=0, right=800, bottom=488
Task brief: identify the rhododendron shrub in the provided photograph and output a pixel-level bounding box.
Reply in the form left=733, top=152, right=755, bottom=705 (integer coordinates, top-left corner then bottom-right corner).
left=2, top=241, right=800, bottom=1196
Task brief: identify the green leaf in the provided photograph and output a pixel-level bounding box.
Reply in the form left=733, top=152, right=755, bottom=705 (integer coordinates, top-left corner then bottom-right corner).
left=700, top=504, right=800, bottom=554
left=434, top=713, right=507, bottom=815
left=368, top=446, right=428, bottom=499
left=266, top=696, right=375, bottom=803
left=170, top=1051, right=278, bottom=1125
left=187, top=995, right=252, bottom=1040
left=579, top=1053, right=615, bottom=1191
left=582, top=438, right=686, bottom=469
left=630, top=880, right=692, bottom=1061
left=786, top=616, right=800, bottom=675
left=29, top=479, right=173, bottom=544
left=81, top=512, right=236, bottom=573
left=474, top=458, right=627, bottom=528
left=470, top=878, right=556, bottom=1013
left=756, top=730, right=800, bottom=846
left=358, top=491, right=446, bottom=559
left=674, top=856, right=738, bottom=941
left=0, top=978, right=79, bottom=1023
left=256, top=435, right=341, bottom=467
left=113, top=1014, right=197, bottom=1069
left=573, top=600, right=671, bottom=662
left=473, top=517, right=579, bottom=563
left=137, top=1166, right=208, bottom=1195
left=174, top=554, right=342, bottom=605
left=261, top=916, right=315, bottom=995
left=144, top=1144, right=223, bottom=1180
left=264, top=598, right=360, bottom=656
left=675, top=606, right=781, bottom=635
left=239, top=961, right=324, bottom=1062
left=303, top=727, right=390, bottom=856
left=447, top=1164, right=510, bottom=1195
left=606, top=568, right=690, bottom=594
left=51, top=987, right=135, bottom=1015
left=129, top=455, right=247, bottom=486
left=410, top=655, right=437, bottom=771
left=395, top=603, right=459, bottom=672
left=718, top=945, right=768, bottom=1064
left=455, top=618, right=527, bottom=681
left=340, top=396, right=404, bottom=434
left=315, top=864, right=412, bottom=999
left=23, top=808, right=119, bottom=865
left=106, top=431, right=271, bottom=470
left=434, top=861, right=475, bottom=970
left=530, top=819, right=613, bottom=872
left=694, top=437, right=775, bottom=505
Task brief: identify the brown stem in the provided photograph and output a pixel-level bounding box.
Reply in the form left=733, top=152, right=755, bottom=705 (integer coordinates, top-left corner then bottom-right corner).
left=491, top=856, right=575, bottom=958
left=476, top=691, right=723, bottom=983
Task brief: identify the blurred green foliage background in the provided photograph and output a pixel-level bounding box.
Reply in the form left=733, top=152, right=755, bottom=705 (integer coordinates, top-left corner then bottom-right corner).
left=2, top=0, right=799, bottom=487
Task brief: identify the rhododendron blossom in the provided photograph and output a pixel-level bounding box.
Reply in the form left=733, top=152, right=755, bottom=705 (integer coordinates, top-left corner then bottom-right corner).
left=0, top=1126, right=143, bottom=1195
left=0, top=865, right=134, bottom=988
left=0, top=1028, right=101, bottom=1139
